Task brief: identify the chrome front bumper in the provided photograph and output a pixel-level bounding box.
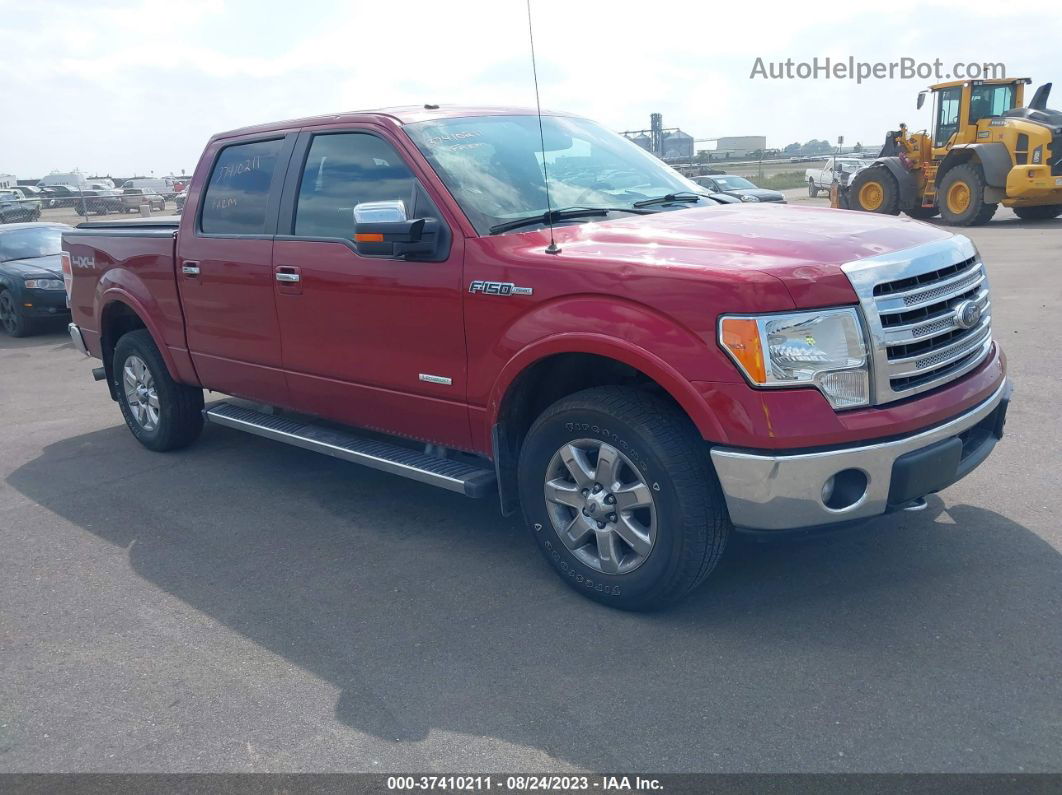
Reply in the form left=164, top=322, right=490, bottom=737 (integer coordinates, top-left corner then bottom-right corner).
left=710, top=379, right=1010, bottom=531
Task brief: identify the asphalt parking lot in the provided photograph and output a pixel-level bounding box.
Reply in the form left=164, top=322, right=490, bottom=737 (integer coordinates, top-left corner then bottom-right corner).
left=1, top=207, right=1060, bottom=773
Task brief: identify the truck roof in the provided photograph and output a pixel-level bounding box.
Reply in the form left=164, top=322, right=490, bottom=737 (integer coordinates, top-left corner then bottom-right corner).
left=213, top=105, right=577, bottom=140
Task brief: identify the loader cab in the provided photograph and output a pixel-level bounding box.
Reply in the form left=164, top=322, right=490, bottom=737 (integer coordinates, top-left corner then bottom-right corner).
left=927, top=79, right=1027, bottom=153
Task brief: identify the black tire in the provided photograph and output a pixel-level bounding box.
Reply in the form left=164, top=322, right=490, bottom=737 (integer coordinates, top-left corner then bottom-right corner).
left=517, top=386, right=730, bottom=610
left=904, top=205, right=939, bottom=220
left=1013, top=204, right=1062, bottom=220
left=0, top=289, right=33, bottom=337
left=850, top=167, right=900, bottom=215
left=808, top=179, right=819, bottom=198
left=113, top=329, right=204, bottom=452
left=938, top=163, right=997, bottom=226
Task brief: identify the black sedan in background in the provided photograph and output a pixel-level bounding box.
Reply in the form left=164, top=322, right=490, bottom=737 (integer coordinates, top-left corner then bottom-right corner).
left=690, top=174, right=786, bottom=203
left=0, top=223, right=72, bottom=337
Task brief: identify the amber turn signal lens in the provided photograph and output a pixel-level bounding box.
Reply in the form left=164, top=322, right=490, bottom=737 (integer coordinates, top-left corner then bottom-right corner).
left=720, top=317, right=766, bottom=384
left=354, top=233, right=384, bottom=242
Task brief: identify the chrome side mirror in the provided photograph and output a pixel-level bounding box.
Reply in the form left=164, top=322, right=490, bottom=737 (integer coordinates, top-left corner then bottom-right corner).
left=353, top=199, right=407, bottom=224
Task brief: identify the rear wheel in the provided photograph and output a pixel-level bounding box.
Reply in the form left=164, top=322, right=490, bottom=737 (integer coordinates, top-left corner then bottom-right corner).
left=850, top=167, right=900, bottom=215
left=517, top=386, right=730, bottom=610
left=1013, top=204, right=1062, bottom=220
left=939, top=163, right=997, bottom=226
left=808, top=178, right=820, bottom=198
left=113, top=329, right=204, bottom=452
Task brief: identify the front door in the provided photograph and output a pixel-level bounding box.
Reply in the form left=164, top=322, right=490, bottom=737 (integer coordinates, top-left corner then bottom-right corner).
left=177, top=135, right=295, bottom=407
left=271, top=129, right=471, bottom=449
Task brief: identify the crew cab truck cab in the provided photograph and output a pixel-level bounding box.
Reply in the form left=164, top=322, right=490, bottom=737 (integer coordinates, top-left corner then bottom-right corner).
left=63, top=106, right=1010, bottom=609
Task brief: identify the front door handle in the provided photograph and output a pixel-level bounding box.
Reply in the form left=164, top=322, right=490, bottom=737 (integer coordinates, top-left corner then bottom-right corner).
left=181, top=262, right=200, bottom=276
left=275, top=271, right=300, bottom=283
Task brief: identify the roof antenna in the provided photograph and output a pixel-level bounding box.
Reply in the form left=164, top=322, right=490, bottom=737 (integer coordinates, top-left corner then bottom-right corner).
left=526, top=0, right=560, bottom=255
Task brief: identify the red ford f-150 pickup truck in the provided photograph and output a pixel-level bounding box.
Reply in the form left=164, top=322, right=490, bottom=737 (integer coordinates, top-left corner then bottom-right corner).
left=62, top=105, right=1010, bottom=609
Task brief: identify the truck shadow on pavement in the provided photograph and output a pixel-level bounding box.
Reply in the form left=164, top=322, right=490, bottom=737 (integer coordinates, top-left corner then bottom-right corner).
left=7, top=422, right=1062, bottom=771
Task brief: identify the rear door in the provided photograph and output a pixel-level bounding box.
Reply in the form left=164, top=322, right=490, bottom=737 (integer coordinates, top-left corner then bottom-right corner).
left=177, top=134, right=296, bottom=406
left=270, top=127, right=471, bottom=449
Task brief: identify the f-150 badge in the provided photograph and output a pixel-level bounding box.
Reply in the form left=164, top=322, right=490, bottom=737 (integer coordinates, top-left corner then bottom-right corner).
left=468, top=280, right=533, bottom=296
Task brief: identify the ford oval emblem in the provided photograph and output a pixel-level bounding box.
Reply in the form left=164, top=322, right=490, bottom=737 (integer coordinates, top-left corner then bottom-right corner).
left=954, top=299, right=981, bottom=330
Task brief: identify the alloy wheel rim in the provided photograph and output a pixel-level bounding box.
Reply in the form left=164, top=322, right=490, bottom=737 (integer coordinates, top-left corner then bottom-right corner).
left=543, top=439, right=657, bottom=575
left=122, top=355, right=160, bottom=431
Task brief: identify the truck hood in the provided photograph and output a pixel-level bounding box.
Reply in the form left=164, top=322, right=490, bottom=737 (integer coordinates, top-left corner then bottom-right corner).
left=547, top=203, right=957, bottom=308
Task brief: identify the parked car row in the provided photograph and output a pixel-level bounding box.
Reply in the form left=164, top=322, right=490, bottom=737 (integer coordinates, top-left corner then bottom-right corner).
left=0, top=174, right=189, bottom=225
left=0, top=190, right=42, bottom=222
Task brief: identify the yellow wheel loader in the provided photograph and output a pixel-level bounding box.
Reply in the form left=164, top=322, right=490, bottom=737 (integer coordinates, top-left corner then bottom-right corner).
left=850, top=78, right=1062, bottom=225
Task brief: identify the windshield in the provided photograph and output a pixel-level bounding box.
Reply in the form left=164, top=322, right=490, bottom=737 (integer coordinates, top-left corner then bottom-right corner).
left=0, top=226, right=64, bottom=261
left=404, top=114, right=709, bottom=235
left=712, top=176, right=756, bottom=190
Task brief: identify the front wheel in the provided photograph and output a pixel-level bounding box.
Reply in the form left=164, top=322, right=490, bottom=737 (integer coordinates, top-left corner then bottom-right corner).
left=939, top=163, right=997, bottom=226
left=517, top=386, right=730, bottom=610
left=850, top=167, right=900, bottom=215
left=0, top=289, right=32, bottom=337
left=113, top=329, right=204, bottom=452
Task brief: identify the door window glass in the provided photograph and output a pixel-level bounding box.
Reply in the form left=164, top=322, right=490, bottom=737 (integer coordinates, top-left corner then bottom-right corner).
left=295, top=133, right=416, bottom=238
left=201, top=138, right=285, bottom=234
left=934, top=87, right=962, bottom=147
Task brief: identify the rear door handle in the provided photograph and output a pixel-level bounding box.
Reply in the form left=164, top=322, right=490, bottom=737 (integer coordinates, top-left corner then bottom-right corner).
left=181, top=262, right=200, bottom=276
left=275, top=272, right=300, bottom=283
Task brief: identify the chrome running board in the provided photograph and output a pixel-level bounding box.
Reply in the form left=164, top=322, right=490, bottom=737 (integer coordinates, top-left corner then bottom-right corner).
left=204, top=402, right=496, bottom=498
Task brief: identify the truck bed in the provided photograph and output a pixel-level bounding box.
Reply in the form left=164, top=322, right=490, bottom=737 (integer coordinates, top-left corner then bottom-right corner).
left=74, top=216, right=181, bottom=232
left=63, top=219, right=183, bottom=369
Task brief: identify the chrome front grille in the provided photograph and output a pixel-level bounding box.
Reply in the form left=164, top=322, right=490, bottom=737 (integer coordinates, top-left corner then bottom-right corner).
left=842, top=236, right=993, bottom=405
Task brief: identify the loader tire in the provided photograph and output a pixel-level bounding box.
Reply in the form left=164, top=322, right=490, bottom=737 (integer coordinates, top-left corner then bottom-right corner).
left=850, top=167, right=900, bottom=215
left=1013, top=204, right=1062, bottom=220
left=939, top=163, right=997, bottom=226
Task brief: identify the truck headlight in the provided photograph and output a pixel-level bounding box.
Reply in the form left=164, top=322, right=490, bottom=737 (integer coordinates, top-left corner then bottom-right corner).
left=740, top=194, right=760, bottom=202
left=719, top=308, right=869, bottom=409
left=24, top=278, right=65, bottom=290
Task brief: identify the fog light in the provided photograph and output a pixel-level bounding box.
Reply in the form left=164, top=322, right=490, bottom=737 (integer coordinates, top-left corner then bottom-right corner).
left=816, top=370, right=869, bottom=409
left=822, top=468, right=868, bottom=510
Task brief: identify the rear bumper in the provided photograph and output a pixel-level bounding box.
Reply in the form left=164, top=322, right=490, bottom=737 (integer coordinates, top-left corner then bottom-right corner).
left=711, top=379, right=1010, bottom=531
left=68, top=323, right=89, bottom=356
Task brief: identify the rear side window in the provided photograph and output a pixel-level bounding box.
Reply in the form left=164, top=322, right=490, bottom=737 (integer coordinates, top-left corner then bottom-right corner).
left=294, top=133, right=415, bottom=239
left=201, top=138, right=284, bottom=234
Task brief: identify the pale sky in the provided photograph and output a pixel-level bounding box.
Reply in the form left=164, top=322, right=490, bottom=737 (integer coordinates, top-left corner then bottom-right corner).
left=3, top=0, right=1059, bottom=178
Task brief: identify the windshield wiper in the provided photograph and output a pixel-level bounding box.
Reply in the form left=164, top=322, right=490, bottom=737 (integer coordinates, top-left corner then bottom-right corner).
left=489, top=206, right=653, bottom=235
left=631, top=191, right=709, bottom=208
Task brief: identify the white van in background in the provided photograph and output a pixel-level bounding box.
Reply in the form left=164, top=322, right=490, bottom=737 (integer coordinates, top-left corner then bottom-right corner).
left=39, top=171, right=90, bottom=190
